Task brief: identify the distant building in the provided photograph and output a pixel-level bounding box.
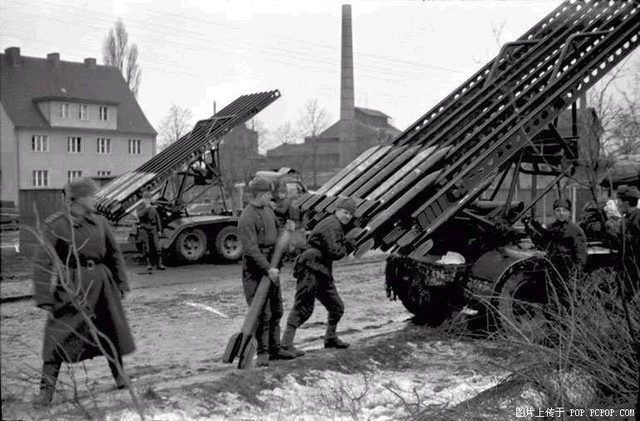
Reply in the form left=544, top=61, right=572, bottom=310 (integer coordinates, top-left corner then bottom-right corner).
left=0, top=47, right=156, bottom=206
left=265, top=106, right=401, bottom=188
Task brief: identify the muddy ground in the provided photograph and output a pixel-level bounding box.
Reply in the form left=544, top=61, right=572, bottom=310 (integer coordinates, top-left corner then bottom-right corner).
left=1, top=251, right=525, bottom=420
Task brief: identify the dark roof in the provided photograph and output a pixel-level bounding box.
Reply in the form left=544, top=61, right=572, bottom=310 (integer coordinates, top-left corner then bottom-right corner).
left=0, top=50, right=155, bottom=135
left=320, top=118, right=401, bottom=140
left=355, top=107, right=389, bottom=119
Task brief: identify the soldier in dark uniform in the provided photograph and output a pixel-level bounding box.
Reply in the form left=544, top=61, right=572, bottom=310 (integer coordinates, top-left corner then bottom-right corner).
left=281, top=197, right=357, bottom=355
left=606, top=185, right=640, bottom=298
left=136, top=190, right=165, bottom=271
left=525, top=197, right=587, bottom=278
left=238, top=177, right=295, bottom=367
left=578, top=201, right=608, bottom=242
left=32, top=177, right=135, bottom=406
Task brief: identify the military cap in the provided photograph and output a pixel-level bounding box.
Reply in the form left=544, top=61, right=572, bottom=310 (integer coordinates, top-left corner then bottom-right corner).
left=617, top=185, right=640, bottom=200
left=553, top=198, right=571, bottom=210
left=249, top=177, right=271, bottom=193
left=65, top=177, right=97, bottom=200
left=336, top=197, right=357, bottom=213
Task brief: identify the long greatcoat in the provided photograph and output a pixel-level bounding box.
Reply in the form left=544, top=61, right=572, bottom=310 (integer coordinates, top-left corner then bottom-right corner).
left=33, top=211, right=135, bottom=363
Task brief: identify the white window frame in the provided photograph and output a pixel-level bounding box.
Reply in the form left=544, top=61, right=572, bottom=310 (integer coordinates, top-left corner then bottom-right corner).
left=97, top=170, right=112, bottom=177
left=79, top=104, right=87, bottom=120
left=67, top=136, right=82, bottom=153
left=67, top=170, right=83, bottom=182
left=60, top=103, right=69, bottom=119
left=32, top=170, right=49, bottom=187
left=31, top=135, right=49, bottom=152
left=99, top=106, right=108, bottom=121
left=128, top=139, right=141, bottom=155
left=97, top=137, right=111, bottom=154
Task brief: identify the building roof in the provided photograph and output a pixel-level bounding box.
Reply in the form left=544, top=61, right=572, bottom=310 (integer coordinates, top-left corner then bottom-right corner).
left=0, top=48, right=156, bottom=135
left=355, top=107, right=389, bottom=119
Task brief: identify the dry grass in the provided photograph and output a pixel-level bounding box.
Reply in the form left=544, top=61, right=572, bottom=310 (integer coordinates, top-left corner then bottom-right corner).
left=417, top=268, right=639, bottom=420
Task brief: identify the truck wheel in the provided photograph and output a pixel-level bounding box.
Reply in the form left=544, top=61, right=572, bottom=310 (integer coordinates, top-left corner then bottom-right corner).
left=385, top=254, right=456, bottom=326
left=215, top=226, right=242, bottom=262
left=175, top=228, right=208, bottom=262
left=496, top=271, right=550, bottom=343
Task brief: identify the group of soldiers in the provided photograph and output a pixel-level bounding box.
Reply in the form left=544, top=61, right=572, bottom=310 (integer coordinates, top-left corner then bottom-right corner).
left=237, top=177, right=355, bottom=366
left=30, top=176, right=356, bottom=404
left=29, top=175, right=639, bottom=405
left=524, top=185, right=640, bottom=298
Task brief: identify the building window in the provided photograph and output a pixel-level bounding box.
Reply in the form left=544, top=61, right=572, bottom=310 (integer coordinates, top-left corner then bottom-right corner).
left=32, top=170, right=49, bottom=187
left=99, top=106, right=108, bottom=121
left=97, top=170, right=112, bottom=177
left=67, top=170, right=83, bottom=182
left=31, top=135, right=49, bottom=152
left=97, top=138, right=111, bottom=154
left=67, top=136, right=82, bottom=153
left=128, top=139, right=141, bottom=155
left=61, top=103, right=69, bottom=119
left=79, top=104, right=87, bottom=120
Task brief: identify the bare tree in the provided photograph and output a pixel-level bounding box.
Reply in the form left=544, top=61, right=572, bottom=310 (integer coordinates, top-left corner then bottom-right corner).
left=270, top=122, right=298, bottom=147
left=103, top=19, right=141, bottom=96
left=297, top=100, right=330, bottom=188
left=157, top=104, right=194, bottom=152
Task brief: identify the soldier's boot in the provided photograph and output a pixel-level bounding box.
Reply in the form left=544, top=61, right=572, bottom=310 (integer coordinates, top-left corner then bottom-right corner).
left=108, top=354, right=127, bottom=390
left=255, top=353, right=270, bottom=367
left=324, top=323, right=350, bottom=349
left=280, top=324, right=305, bottom=357
left=33, top=361, right=60, bottom=407
left=156, top=255, right=166, bottom=271
left=144, top=256, right=153, bottom=272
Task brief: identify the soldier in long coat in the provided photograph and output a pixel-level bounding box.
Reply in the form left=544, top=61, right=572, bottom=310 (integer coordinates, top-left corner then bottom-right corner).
left=32, top=177, right=135, bottom=406
left=281, top=197, right=357, bottom=355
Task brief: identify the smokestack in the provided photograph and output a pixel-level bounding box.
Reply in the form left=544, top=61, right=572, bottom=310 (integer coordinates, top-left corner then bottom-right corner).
left=340, top=4, right=355, bottom=121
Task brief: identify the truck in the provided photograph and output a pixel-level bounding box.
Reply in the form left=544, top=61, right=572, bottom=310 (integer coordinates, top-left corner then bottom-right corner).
left=294, top=0, right=640, bottom=341
left=96, top=90, right=287, bottom=263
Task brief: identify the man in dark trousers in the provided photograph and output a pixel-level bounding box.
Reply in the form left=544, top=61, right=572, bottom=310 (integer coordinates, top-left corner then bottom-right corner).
left=32, top=177, right=135, bottom=406
left=525, top=197, right=587, bottom=278
left=136, top=190, right=165, bottom=271
left=238, top=177, right=296, bottom=367
left=607, top=185, right=640, bottom=298
left=281, top=197, right=357, bottom=355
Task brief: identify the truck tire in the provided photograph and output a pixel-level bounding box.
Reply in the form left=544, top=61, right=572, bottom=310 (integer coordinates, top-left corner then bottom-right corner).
left=496, top=271, right=550, bottom=343
left=175, top=228, right=208, bottom=262
left=215, top=226, right=242, bottom=262
left=385, top=254, right=458, bottom=326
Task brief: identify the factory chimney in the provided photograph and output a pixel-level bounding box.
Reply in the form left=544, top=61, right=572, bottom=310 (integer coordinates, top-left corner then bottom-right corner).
left=339, top=4, right=357, bottom=167
left=340, top=4, right=355, bottom=121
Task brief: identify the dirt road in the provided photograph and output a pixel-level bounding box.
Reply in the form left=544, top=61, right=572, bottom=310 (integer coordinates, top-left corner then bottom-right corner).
left=1, top=253, right=513, bottom=420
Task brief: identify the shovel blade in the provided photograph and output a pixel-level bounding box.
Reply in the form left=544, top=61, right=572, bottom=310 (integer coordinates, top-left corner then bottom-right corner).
left=222, top=332, right=242, bottom=363
left=237, top=337, right=258, bottom=369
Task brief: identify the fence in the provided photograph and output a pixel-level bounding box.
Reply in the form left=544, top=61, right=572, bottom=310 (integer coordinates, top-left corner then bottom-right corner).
left=18, top=189, right=65, bottom=254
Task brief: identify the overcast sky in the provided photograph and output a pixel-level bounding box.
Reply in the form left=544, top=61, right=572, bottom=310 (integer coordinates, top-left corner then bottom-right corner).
left=1, top=0, right=620, bottom=149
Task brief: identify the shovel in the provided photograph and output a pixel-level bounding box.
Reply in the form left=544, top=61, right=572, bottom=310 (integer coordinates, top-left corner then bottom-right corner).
left=223, top=228, right=292, bottom=369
